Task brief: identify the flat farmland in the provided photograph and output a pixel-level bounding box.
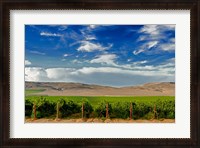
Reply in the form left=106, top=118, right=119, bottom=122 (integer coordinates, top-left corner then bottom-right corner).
left=25, top=95, right=174, bottom=108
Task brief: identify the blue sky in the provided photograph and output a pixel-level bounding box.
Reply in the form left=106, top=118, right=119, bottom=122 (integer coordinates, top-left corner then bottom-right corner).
left=25, top=25, right=175, bottom=87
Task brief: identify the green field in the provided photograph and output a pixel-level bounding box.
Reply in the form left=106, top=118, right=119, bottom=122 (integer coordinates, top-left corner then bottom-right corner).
left=25, top=89, right=46, bottom=96
left=25, top=95, right=174, bottom=108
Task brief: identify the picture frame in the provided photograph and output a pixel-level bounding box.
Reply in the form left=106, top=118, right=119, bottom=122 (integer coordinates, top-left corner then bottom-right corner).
left=0, top=0, right=199, bottom=147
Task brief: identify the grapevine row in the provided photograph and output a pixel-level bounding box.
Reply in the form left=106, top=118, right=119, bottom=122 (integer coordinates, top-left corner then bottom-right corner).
left=25, top=97, right=175, bottom=119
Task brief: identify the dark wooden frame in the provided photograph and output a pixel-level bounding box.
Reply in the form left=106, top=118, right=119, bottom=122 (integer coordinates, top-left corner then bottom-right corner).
left=0, top=0, right=199, bottom=147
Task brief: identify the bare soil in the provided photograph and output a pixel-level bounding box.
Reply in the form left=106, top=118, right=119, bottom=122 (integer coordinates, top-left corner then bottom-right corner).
left=25, top=118, right=175, bottom=123
left=26, top=82, right=175, bottom=96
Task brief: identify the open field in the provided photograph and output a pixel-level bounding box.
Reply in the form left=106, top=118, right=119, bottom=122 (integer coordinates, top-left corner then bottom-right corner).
left=25, top=89, right=45, bottom=96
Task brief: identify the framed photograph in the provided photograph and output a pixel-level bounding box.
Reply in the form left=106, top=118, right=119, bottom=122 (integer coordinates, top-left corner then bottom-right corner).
left=1, top=0, right=199, bottom=147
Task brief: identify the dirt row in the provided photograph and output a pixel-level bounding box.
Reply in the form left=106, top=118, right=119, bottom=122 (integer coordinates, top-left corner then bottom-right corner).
left=25, top=118, right=175, bottom=123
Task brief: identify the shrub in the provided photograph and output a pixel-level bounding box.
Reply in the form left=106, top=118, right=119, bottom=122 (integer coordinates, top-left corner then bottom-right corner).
left=31, top=97, right=56, bottom=118
left=60, top=100, right=81, bottom=117
left=25, top=99, right=33, bottom=117
left=110, top=102, right=130, bottom=119
left=156, top=99, right=175, bottom=119
left=133, top=102, right=153, bottom=119
left=82, top=101, right=93, bottom=118
left=95, top=100, right=112, bottom=118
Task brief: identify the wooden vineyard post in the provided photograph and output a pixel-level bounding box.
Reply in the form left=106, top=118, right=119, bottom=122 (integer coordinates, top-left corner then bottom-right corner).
left=56, top=102, right=59, bottom=120
left=130, top=102, right=133, bottom=119
left=33, top=103, right=36, bottom=120
left=82, top=102, right=84, bottom=119
left=154, top=104, right=157, bottom=119
left=106, top=103, right=109, bottom=119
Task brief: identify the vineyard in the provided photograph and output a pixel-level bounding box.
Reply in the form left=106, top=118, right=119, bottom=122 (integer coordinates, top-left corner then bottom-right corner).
left=25, top=96, right=175, bottom=120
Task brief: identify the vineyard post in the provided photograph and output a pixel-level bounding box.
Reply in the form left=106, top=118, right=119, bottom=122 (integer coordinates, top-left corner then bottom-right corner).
left=154, top=104, right=157, bottom=119
left=33, top=103, right=36, bottom=120
left=106, top=103, right=109, bottom=119
left=56, top=102, right=59, bottom=119
left=82, top=102, right=84, bottom=119
left=130, top=102, right=133, bottom=119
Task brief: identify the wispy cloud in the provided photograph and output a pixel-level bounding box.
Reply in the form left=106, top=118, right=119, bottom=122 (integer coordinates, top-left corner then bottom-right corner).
left=138, top=25, right=175, bottom=40
left=40, top=32, right=63, bottom=37
left=133, top=41, right=158, bottom=55
left=158, top=44, right=175, bottom=51
left=85, top=35, right=96, bottom=41
left=58, top=25, right=68, bottom=31
left=90, top=54, right=117, bottom=66
left=72, top=59, right=83, bottom=64
left=77, top=41, right=112, bottom=52
left=30, top=50, right=46, bottom=55
left=133, top=49, right=145, bottom=55
left=63, top=54, right=70, bottom=57
left=133, top=25, right=175, bottom=55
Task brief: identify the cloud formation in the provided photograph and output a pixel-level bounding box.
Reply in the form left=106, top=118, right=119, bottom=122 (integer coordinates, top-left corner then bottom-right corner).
left=90, top=54, right=117, bottom=66
left=25, top=65, right=174, bottom=87
left=40, top=32, right=63, bottom=37
left=25, top=60, right=31, bottom=65
left=77, top=41, right=112, bottom=52
left=25, top=25, right=175, bottom=86
left=30, top=50, right=46, bottom=55
left=134, top=25, right=175, bottom=55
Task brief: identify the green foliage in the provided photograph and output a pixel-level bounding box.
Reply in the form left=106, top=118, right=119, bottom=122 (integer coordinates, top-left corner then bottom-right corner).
left=32, top=97, right=56, bottom=118
left=82, top=101, right=93, bottom=118
left=133, top=102, right=153, bottom=119
left=25, top=99, right=33, bottom=117
left=110, top=102, right=130, bottom=119
left=155, top=99, right=175, bottom=119
left=26, top=95, right=175, bottom=108
left=26, top=96, right=175, bottom=119
left=95, top=100, right=112, bottom=117
left=60, top=100, right=81, bottom=117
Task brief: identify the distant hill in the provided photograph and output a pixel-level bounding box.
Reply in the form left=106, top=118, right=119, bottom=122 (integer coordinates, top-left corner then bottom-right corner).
left=25, top=81, right=175, bottom=96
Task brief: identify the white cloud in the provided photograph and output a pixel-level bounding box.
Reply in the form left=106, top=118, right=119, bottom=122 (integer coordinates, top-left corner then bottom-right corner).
left=147, top=41, right=158, bottom=49
left=25, top=67, right=48, bottom=81
left=77, top=41, right=112, bottom=52
left=63, top=54, right=69, bottom=57
left=133, top=60, right=148, bottom=65
left=159, top=44, right=175, bottom=51
left=46, top=68, right=74, bottom=80
left=134, top=25, right=175, bottom=55
left=85, top=35, right=96, bottom=41
left=89, top=25, right=97, bottom=29
left=90, top=54, right=117, bottom=66
left=133, top=41, right=158, bottom=55
left=30, top=50, right=46, bottom=55
left=136, top=25, right=175, bottom=55
left=40, top=32, right=63, bottom=37
left=25, top=66, right=174, bottom=87
left=139, top=25, right=159, bottom=35
left=58, top=25, right=68, bottom=31
left=25, top=60, right=31, bottom=65
left=133, top=48, right=145, bottom=55
left=72, top=59, right=82, bottom=64
left=139, top=25, right=175, bottom=37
